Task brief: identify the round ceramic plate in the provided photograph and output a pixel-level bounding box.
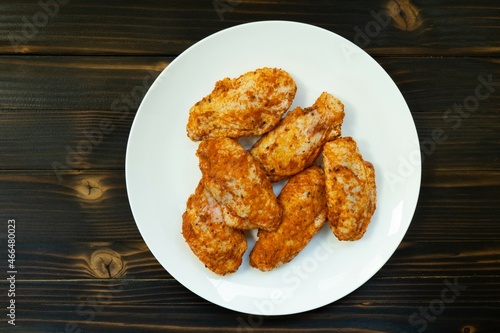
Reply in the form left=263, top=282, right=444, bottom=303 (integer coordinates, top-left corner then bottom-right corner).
left=125, top=21, right=421, bottom=316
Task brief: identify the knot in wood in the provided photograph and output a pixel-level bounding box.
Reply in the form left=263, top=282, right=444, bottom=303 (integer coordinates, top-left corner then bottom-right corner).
left=386, top=0, right=423, bottom=31
left=462, top=326, right=476, bottom=333
left=76, top=178, right=103, bottom=200
left=90, top=249, right=125, bottom=278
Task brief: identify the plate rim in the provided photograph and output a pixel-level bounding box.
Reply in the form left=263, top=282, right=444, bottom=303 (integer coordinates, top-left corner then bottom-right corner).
left=125, top=20, right=422, bottom=316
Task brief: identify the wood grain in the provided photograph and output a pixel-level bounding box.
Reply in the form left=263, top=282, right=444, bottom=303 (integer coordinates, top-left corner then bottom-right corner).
left=1, top=167, right=499, bottom=241
left=0, top=56, right=168, bottom=110
left=0, top=171, right=138, bottom=241
left=1, top=0, right=500, bottom=56
left=1, top=1, right=499, bottom=331
left=0, top=57, right=499, bottom=171
left=1, top=171, right=498, bottom=281
left=3, top=277, right=498, bottom=332
left=7, top=238, right=500, bottom=281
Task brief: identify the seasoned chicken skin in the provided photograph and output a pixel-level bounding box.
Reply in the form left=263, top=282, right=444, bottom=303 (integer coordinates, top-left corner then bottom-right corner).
left=220, top=204, right=259, bottom=230
left=250, top=92, right=344, bottom=182
left=197, top=137, right=282, bottom=231
left=187, top=67, right=297, bottom=141
left=182, top=181, right=247, bottom=275
left=249, top=166, right=327, bottom=271
left=323, top=137, right=376, bottom=241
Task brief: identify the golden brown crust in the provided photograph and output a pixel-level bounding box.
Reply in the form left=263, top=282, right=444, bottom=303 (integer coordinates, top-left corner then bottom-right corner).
left=186, top=67, right=297, bottom=141
left=197, top=137, right=282, bottom=231
left=182, top=181, right=247, bottom=275
left=220, top=203, right=259, bottom=230
left=250, top=92, right=344, bottom=182
left=249, top=166, right=327, bottom=271
left=323, top=137, right=377, bottom=241
left=183, top=64, right=378, bottom=271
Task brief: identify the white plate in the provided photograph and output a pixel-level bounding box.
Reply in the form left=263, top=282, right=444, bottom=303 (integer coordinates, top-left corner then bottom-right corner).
left=125, top=21, right=421, bottom=316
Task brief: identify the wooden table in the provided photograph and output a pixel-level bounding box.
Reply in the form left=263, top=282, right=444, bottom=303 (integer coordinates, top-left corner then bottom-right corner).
left=1, top=1, right=499, bottom=332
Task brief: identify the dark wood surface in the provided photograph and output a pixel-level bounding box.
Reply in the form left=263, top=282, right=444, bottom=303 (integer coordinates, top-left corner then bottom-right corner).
left=1, top=0, right=499, bottom=332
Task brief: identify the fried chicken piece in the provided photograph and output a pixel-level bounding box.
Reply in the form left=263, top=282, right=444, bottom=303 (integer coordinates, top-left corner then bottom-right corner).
left=186, top=67, right=297, bottom=141
left=220, top=204, right=259, bottom=230
left=323, top=137, right=377, bottom=241
left=249, top=166, right=327, bottom=271
left=182, top=181, right=247, bottom=275
left=250, top=92, right=344, bottom=182
left=197, top=137, right=282, bottom=231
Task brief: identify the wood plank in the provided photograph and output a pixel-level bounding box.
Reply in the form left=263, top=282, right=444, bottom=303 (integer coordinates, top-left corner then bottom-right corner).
left=0, top=109, right=134, bottom=170
left=1, top=110, right=498, bottom=171
left=0, top=171, right=498, bottom=280
left=3, top=277, right=498, bottom=332
left=1, top=172, right=499, bottom=241
left=0, top=0, right=221, bottom=56
left=1, top=109, right=498, bottom=171
left=0, top=56, right=169, bottom=110
left=12, top=241, right=169, bottom=280
left=380, top=57, right=500, bottom=114
left=408, top=186, right=500, bottom=241
left=1, top=56, right=498, bottom=112
left=0, top=57, right=499, bottom=171
left=421, top=169, right=500, bottom=188
left=0, top=171, right=140, bottom=241
left=383, top=240, right=500, bottom=277
left=8, top=238, right=500, bottom=281
left=1, top=0, right=500, bottom=56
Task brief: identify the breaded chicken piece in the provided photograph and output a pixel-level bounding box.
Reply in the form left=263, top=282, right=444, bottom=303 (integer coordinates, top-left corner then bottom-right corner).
left=182, top=181, right=247, bottom=275
left=197, top=137, right=282, bottom=231
left=220, top=204, right=259, bottom=230
left=250, top=92, right=344, bottom=182
left=323, top=137, right=377, bottom=241
left=249, top=166, right=327, bottom=271
left=187, top=67, right=297, bottom=141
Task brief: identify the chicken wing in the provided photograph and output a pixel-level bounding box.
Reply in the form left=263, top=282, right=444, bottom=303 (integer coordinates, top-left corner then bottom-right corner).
left=220, top=203, right=259, bottom=230
left=197, top=137, right=282, bottom=231
left=250, top=92, right=344, bottom=182
left=249, top=166, right=327, bottom=271
left=187, top=67, right=297, bottom=141
left=182, top=181, right=247, bottom=275
left=323, top=137, right=376, bottom=241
